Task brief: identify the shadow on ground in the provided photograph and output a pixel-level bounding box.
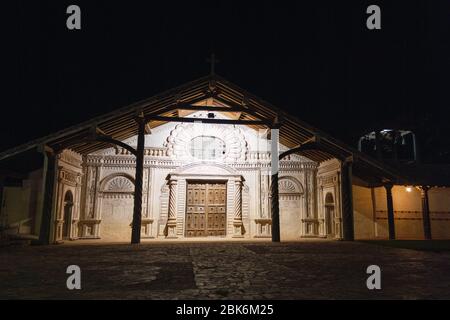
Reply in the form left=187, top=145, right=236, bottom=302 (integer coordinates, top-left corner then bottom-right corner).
left=1, top=241, right=450, bottom=299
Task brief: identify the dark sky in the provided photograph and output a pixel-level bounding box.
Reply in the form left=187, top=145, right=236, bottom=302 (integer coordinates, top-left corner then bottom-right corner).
left=3, top=0, right=450, bottom=163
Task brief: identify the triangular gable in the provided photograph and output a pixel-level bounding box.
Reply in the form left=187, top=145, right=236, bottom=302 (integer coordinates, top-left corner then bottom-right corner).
left=0, top=74, right=404, bottom=186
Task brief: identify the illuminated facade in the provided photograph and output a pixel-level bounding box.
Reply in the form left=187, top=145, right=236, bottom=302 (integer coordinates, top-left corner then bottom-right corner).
left=54, top=115, right=342, bottom=242
left=1, top=75, right=450, bottom=243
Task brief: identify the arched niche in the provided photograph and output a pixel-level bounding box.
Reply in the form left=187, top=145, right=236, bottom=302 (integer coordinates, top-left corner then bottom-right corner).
left=100, top=173, right=135, bottom=194
left=277, top=176, right=304, bottom=240
left=278, top=176, right=304, bottom=199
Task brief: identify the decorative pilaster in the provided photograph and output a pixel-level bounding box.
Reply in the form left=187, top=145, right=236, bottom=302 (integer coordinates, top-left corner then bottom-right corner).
left=233, top=180, right=244, bottom=237
left=166, top=179, right=178, bottom=238
left=54, top=169, right=65, bottom=242
left=301, top=169, right=319, bottom=236
left=261, top=172, right=269, bottom=218
left=301, top=170, right=309, bottom=235
left=79, top=163, right=101, bottom=239
left=141, top=168, right=154, bottom=238
left=72, top=175, right=82, bottom=239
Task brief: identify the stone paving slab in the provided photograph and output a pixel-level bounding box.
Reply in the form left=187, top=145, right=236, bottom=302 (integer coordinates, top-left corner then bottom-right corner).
left=1, top=240, right=450, bottom=299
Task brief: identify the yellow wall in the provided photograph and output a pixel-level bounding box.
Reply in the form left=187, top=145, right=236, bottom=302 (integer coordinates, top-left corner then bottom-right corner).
left=3, top=187, right=31, bottom=224
left=428, top=188, right=450, bottom=239
left=352, top=185, right=375, bottom=239
left=372, top=185, right=450, bottom=239
left=2, top=170, right=43, bottom=236
left=352, top=184, right=450, bottom=239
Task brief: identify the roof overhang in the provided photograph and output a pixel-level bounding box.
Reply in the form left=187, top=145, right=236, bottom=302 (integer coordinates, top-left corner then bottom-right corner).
left=0, top=74, right=405, bottom=186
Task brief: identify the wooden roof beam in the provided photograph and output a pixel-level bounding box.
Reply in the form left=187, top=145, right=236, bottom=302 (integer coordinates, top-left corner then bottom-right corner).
left=145, top=115, right=270, bottom=127
left=213, top=96, right=275, bottom=124
left=175, top=104, right=249, bottom=113
left=87, top=126, right=137, bottom=156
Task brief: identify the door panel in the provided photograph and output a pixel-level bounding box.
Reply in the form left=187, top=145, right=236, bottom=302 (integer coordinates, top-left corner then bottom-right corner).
left=185, top=182, right=226, bottom=237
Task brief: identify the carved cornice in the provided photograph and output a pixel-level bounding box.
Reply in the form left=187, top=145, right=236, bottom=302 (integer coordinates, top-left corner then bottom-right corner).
left=58, top=167, right=82, bottom=186
left=84, top=154, right=316, bottom=171
left=318, top=175, right=338, bottom=187
left=58, top=149, right=83, bottom=167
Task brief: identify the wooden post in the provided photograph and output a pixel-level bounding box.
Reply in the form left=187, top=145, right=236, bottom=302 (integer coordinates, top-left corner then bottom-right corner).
left=39, top=147, right=56, bottom=245
left=131, top=118, right=145, bottom=244
left=341, top=158, right=354, bottom=241
left=384, top=184, right=395, bottom=240
left=270, top=127, right=280, bottom=242
left=420, top=186, right=432, bottom=240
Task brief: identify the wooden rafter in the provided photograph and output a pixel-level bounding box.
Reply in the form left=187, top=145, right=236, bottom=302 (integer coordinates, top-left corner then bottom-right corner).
left=0, top=73, right=406, bottom=185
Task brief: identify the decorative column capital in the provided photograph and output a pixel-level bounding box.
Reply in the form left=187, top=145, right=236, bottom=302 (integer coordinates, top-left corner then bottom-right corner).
left=166, top=173, right=179, bottom=183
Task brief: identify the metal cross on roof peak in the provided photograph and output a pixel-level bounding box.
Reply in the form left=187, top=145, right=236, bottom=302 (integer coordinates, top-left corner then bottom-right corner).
left=206, top=53, right=220, bottom=76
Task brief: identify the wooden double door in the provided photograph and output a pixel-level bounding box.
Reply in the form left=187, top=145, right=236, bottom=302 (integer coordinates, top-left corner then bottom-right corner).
left=185, top=182, right=227, bottom=237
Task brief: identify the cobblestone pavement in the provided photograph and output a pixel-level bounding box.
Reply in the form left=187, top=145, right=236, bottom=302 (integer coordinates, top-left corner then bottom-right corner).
left=1, top=240, right=450, bottom=299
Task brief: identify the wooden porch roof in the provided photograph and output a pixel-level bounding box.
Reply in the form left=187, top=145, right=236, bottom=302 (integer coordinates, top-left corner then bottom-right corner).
left=0, top=74, right=404, bottom=186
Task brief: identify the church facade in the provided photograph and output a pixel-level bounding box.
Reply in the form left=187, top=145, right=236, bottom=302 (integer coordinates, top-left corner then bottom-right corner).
left=1, top=75, right=450, bottom=243
left=53, top=118, right=342, bottom=242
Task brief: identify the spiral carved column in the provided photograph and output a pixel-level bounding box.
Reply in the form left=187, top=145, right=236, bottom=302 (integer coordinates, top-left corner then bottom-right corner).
left=233, top=180, right=244, bottom=237
left=166, top=180, right=178, bottom=238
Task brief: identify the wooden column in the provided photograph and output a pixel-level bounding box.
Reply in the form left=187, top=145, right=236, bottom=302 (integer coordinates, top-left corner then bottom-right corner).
left=420, top=186, right=432, bottom=240
left=38, top=148, right=56, bottom=245
left=341, top=158, right=354, bottom=241
left=384, top=184, right=395, bottom=240
left=131, top=118, right=145, bottom=244
left=270, top=127, right=280, bottom=242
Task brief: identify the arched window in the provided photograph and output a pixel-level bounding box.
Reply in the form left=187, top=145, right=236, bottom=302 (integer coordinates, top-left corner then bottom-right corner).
left=189, top=136, right=226, bottom=160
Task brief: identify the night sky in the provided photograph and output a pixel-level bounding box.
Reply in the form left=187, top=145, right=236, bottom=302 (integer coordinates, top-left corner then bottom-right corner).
left=3, top=0, right=450, bottom=163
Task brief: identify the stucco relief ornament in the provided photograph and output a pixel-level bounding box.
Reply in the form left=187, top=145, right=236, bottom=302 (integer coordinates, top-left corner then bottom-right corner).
left=164, top=123, right=248, bottom=162
left=106, top=176, right=134, bottom=193
left=279, top=179, right=299, bottom=193
left=166, top=134, right=176, bottom=157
